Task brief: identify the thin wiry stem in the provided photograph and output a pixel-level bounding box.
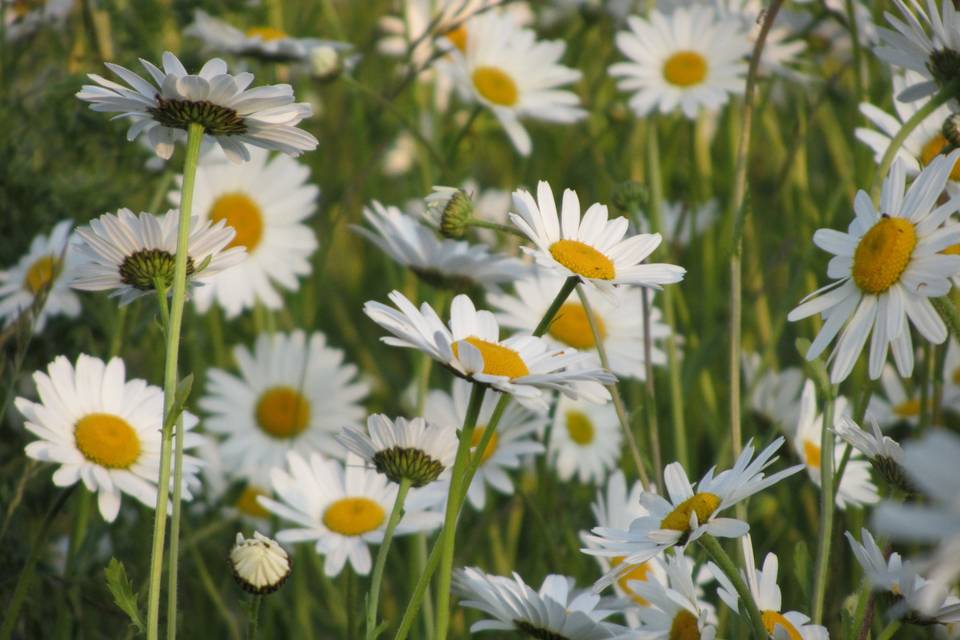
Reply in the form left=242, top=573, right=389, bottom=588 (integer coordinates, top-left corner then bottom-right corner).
left=811, top=384, right=837, bottom=624
left=366, top=478, right=412, bottom=640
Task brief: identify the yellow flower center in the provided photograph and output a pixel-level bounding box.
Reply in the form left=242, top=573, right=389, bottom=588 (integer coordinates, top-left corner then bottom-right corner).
left=548, top=303, right=605, bottom=349
left=74, top=413, right=141, bottom=470
left=668, top=609, right=701, bottom=640
left=762, top=610, right=803, bottom=640
left=549, top=240, right=615, bottom=280
left=235, top=485, right=271, bottom=519
left=920, top=134, right=960, bottom=180
left=255, top=386, right=310, bottom=439
left=322, top=497, right=385, bottom=536
left=245, top=26, right=287, bottom=41
left=469, top=427, right=499, bottom=463
left=660, top=492, right=721, bottom=532
left=803, top=439, right=821, bottom=469
left=851, top=217, right=917, bottom=294
left=471, top=66, right=519, bottom=106
left=23, top=255, right=61, bottom=295
left=452, top=337, right=530, bottom=379
left=611, top=556, right=653, bottom=606
left=663, top=51, right=708, bottom=87
left=893, top=398, right=921, bottom=418
left=445, top=25, right=467, bottom=53
left=564, top=410, right=595, bottom=445
left=209, top=192, right=265, bottom=252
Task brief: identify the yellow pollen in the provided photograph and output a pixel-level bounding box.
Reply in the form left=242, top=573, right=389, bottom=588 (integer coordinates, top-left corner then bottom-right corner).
left=893, top=398, right=921, bottom=418
left=452, top=337, right=529, bottom=379
left=565, top=410, right=595, bottom=445
left=611, top=556, right=653, bottom=606
left=209, top=192, right=265, bottom=251
left=549, top=303, right=605, bottom=349
left=549, top=240, right=615, bottom=280
left=445, top=25, right=468, bottom=53
left=803, top=439, right=821, bottom=469
left=74, top=413, right=141, bottom=470
left=920, top=134, right=960, bottom=180
left=660, top=492, right=721, bottom=532
left=761, top=610, right=803, bottom=640
left=255, top=386, right=310, bottom=439
left=471, top=66, right=519, bottom=106
left=24, top=255, right=61, bottom=295
left=668, top=609, right=701, bottom=640
left=663, top=51, right=708, bottom=87
left=235, top=485, right=271, bottom=519
left=851, top=217, right=916, bottom=294
left=322, top=497, right=385, bottom=536
left=469, top=427, right=499, bottom=463
left=245, top=26, right=287, bottom=41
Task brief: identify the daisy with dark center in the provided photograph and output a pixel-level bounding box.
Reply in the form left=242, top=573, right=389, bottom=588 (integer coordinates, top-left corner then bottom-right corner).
left=70, top=208, right=245, bottom=304
left=76, top=51, right=317, bottom=162
left=788, top=153, right=960, bottom=384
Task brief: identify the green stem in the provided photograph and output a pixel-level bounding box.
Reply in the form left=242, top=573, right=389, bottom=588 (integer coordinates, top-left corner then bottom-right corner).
left=811, top=386, right=837, bottom=624
left=146, top=121, right=204, bottom=640
left=919, top=342, right=934, bottom=431
left=247, top=595, right=261, bottom=640
left=394, top=540, right=442, bottom=640
left=187, top=539, right=241, bottom=640
left=533, top=276, right=579, bottom=336
left=875, top=620, right=901, bottom=640
left=699, top=535, right=767, bottom=639
left=367, top=478, right=412, bottom=640
left=466, top=218, right=527, bottom=239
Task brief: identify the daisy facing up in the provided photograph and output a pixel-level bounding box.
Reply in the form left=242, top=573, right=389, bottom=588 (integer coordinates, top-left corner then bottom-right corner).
left=549, top=395, right=622, bottom=484
left=199, top=331, right=369, bottom=476
left=0, top=220, right=80, bottom=331
left=509, top=181, right=686, bottom=293
left=788, top=153, right=960, bottom=384
left=610, top=5, right=750, bottom=119
left=169, top=147, right=318, bottom=318
left=16, top=354, right=203, bottom=522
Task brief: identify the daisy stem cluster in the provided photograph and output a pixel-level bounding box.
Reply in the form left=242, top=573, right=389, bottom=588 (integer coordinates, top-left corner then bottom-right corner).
left=366, top=477, right=412, bottom=640
left=699, top=535, right=767, bottom=639
left=810, top=386, right=837, bottom=624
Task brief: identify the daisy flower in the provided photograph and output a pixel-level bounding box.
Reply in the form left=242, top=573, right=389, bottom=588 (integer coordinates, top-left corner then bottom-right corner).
left=868, top=363, right=926, bottom=429
left=76, top=51, right=317, bottom=162
left=354, top=200, right=528, bottom=291
left=549, top=395, right=621, bottom=484
left=875, top=0, right=960, bottom=102
left=793, top=380, right=879, bottom=510
left=610, top=5, right=750, bottom=119
left=193, top=436, right=273, bottom=522
left=488, top=272, right=670, bottom=380
left=0, top=220, right=80, bottom=331
left=584, top=437, right=803, bottom=588
left=229, top=531, right=291, bottom=594
left=443, top=10, right=585, bottom=155
left=4, top=0, right=71, bottom=42
left=787, top=153, right=960, bottom=384
left=15, top=354, right=203, bottom=522
left=709, top=537, right=829, bottom=640
left=833, top=415, right=910, bottom=492
left=258, top=452, right=443, bottom=577
left=420, top=181, right=513, bottom=245
left=509, top=181, right=686, bottom=292
left=199, top=330, right=369, bottom=476
left=337, top=414, right=458, bottom=487
left=70, top=208, right=245, bottom=304
left=742, top=353, right=805, bottom=435
left=629, top=552, right=717, bottom=640
left=363, top=291, right=615, bottom=410
left=424, top=378, right=545, bottom=510
left=453, top=567, right=629, bottom=638
left=169, top=146, right=318, bottom=318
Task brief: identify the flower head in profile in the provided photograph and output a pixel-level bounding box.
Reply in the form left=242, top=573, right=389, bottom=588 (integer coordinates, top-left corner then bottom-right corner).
left=70, top=208, right=245, bottom=304
left=834, top=415, right=909, bottom=492
left=629, top=552, right=717, bottom=640
left=788, top=153, right=960, bottom=383
left=230, top=531, right=291, bottom=594
left=16, top=354, right=203, bottom=522
left=76, top=52, right=317, bottom=162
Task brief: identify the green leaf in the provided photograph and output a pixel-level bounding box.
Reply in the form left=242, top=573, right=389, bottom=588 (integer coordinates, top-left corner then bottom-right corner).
left=162, top=374, right=194, bottom=433
left=793, top=540, right=811, bottom=603
left=104, top=558, right=144, bottom=634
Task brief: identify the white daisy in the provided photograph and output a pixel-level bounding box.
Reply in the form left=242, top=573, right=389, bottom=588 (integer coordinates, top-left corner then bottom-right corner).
left=787, top=153, right=960, bottom=384
left=710, top=538, right=829, bottom=640
left=489, top=271, right=670, bottom=380
left=610, top=5, right=750, bottom=119
left=420, top=181, right=513, bottom=246
left=337, top=414, right=458, bottom=487
left=15, top=354, right=203, bottom=523
left=199, top=330, right=369, bottom=477
left=833, top=415, right=905, bottom=468
left=169, top=146, right=318, bottom=318
left=193, top=436, right=273, bottom=522
left=718, top=0, right=808, bottom=81
left=868, top=363, right=925, bottom=429
left=229, top=531, right=291, bottom=594
left=584, top=437, right=804, bottom=588
left=258, top=451, right=443, bottom=577
left=354, top=200, right=528, bottom=290
left=549, top=395, right=621, bottom=484
left=741, top=353, right=805, bottom=435
left=70, top=208, right=245, bottom=304
left=453, top=567, right=630, bottom=638
left=793, top=380, right=879, bottom=510
left=4, top=0, right=71, bottom=42
left=629, top=551, right=717, bottom=640
left=442, top=10, right=585, bottom=155
left=875, top=0, right=960, bottom=102
left=363, top=290, right=616, bottom=410
left=0, top=220, right=80, bottom=331
left=423, top=378, right=545, bottom=510
left=76, top=51, right=317, bottom=162
left=509, top=181, right=686, bottom=292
